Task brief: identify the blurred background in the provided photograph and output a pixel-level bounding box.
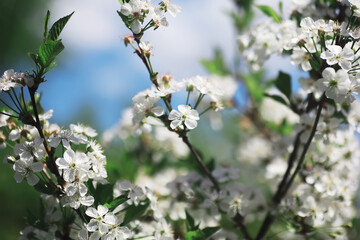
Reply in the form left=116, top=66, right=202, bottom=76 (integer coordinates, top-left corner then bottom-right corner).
left=0, top=0, right=303, bottom=238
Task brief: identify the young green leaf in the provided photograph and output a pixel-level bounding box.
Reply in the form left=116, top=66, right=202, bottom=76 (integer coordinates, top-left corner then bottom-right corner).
left=38, top=40, right=64, bottom=68
left=185, top=210, right=196, bottom=230
left=274, top=71, right=292, bottom=100
left=48, top=11, right=74, bottom=41
left=44, top=10, right=51, bottom=40
left=243, top=72, right=264, bottom=103
left=185, top=229, right=206, bottom=240
left=28, top=52, right=40, bottom=66
left=256, top=5, right=281, bottom=23
left=200, top=48, right=229, bottom=76
left=104, top=195, right=129, bottom=212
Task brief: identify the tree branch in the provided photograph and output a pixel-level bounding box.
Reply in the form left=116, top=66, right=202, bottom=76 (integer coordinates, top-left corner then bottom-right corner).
left=255, top=95, right=325, bottom=240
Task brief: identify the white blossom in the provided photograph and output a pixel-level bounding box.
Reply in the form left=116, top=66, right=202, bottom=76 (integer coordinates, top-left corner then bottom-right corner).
left=168, top=105, right=199, bottom=130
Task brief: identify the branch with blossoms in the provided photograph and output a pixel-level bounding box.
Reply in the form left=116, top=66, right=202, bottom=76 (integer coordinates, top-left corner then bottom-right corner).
left=3, top=0, right=360, bottom=239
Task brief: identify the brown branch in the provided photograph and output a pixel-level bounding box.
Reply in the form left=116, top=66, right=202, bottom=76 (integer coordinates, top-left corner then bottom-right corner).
left=255, top=95, right=325, bottom=240
left=181, top=135, right=220, bottom=192
left=29, top=89, right=61, bottom=180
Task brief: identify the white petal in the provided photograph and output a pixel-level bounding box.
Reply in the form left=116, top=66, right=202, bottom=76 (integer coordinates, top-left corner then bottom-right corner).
left=31, top=162, right=44, bottom=172
left=56, top=158, right=69, bottom=169
left=64, top=149, right=75, bottom=163
left=185, top=119, right=198, bottom=129
left=104, top=213, right=116, bottom=225
left=79, top=183, right=88, bottom=196
left=89, top=232, right=101, bottom=240
left=97, top=205, right=108, bottom=217
left=152, top=106, right=164, bottom=116
left=86, top=207, right=99, bottom=218
left=49, top=137, right=61, bottom=148
left=131, top=20, right=142, bottom=34
left=339, top=60, right=352, bottom=71
left=26, top=172, right=39, bottom=186
left=322, top=67, right=335, bottom=80
left=81, top=196, right=95, bottom=206
left=14, top=172, right=25, bottom=183
left=170, top=120, right=182, bottom=129
left=87, top=219, right=98, bottom=232
left=98, top=222, right=109, bottom=235
left=188, top=109, right=200, bottom=120
left=178, top=104, right=191, bottom=114
left=168, top=110, right=181, bottom=120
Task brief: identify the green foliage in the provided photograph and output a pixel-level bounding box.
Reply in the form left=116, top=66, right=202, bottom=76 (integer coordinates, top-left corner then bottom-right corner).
left=229, top=10, right=254, bottom=32
left=185, top=210, right=198, bottom=230
left=309, top=58, right=321, bottom=71
left=43, top=10, right=51, bottom=40
left=242, top=72, right=264, bottom=103
left=122, top=200, right=150, bottom=225
left=117, top=10, right=133, bottom=30
left=34, top=178, right=57, bottom=194
left=88, top=182, right=114, bottom=206
left=264, top=118, right=294, bottom=135
left=200, top=48, right=229, bottom=76
left=185, top=229, right=206, bottom=240
left=28, top=11, right=73, bottom=76
left=38, top=41, right=64, bottom=69
left=274, top=71, right=292, bottom=101
left=184, top=210, right=220, bottom=240
left=256, top=5, right=282, bottom=23
left=118, top=0, right=130, bottom=5
left=104, top=196, right=129, bottom=212
left=264, top=93, right=288, bottom=108
left=25, top=200, right=48, bottom=231
left=47, top=12, right=74, bottom=41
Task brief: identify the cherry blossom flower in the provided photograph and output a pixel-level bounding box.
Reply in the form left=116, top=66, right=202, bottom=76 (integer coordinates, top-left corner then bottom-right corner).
left=13, top=159, right=43, bottom=186
left=320, top=45, right=354, bottom=70
left=316, top=67, right=351, bottom=103
left=86, top=205, right=116, bottom=236
left=56, top=149, right=90, bottom=182
left=168, top=105, right=199, bottom=130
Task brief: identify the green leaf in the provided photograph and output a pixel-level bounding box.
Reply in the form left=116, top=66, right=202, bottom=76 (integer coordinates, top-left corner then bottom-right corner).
left=48, top=11, right=74, bottom=41
left=94, top=183, right=114, bottom=206
left=186, top=210, right=196, bottom=230
left=28, top=52, right=40, bottom=65
left=104, top=196, right=129, bottom=212
left=185, top=230, right=206, bottom=240
left=118, top=0, right=130, bottom=4
left=200, top=48, right=228, bottom=76
left=274, top=71, right=292, bottom=100
left=243, top=72, right=264, bottom=103
left=44, top=10, right=51, bottom=40
left=117, top=10, right=132, bottom=29
left=256, top=5, right=281, bottom=23
left=203, top=227, right=220, bottom=238
left=34, top=178, right=56, bottom=194
left=122, top=201, right=150, bottom=226
left=44, top=60, right=57, bottom=73
left=309, top=58, right=320, bottom=71
left=38, top=40, right=64, bottom=68
left=264, top=93, right=289, bottom=108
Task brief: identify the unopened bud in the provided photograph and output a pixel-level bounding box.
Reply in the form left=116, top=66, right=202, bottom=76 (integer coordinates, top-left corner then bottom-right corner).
left=123, top=35, right=134, bottom=46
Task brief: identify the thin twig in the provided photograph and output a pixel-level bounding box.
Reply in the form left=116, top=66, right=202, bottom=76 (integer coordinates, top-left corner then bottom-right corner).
left=182, top=135, right=220, bottom=192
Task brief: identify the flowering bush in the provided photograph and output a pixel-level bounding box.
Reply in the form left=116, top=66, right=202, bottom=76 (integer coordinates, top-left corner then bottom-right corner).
left=2, top=0, right=360, bottom=239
